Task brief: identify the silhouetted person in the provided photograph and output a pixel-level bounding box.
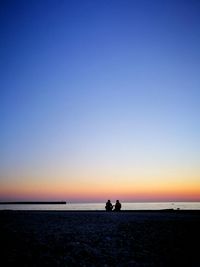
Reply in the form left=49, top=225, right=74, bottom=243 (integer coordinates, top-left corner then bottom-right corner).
left=105, top=200, right=113, bottom=211
left=114, top=200, right=121, bottom=211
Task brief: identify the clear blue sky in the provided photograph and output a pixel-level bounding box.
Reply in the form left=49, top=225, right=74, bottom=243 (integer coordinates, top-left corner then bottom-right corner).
left=0, top=0, right=200, bottom=201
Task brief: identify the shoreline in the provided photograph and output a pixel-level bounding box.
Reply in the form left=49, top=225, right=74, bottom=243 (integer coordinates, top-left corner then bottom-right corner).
left=0, top=201, right=66, bottom=204
left=1, top=209, right=200, bottom=213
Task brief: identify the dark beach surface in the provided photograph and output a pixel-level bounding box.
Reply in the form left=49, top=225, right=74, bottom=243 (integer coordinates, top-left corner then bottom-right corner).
left=1, top=210, right=200, bottom=267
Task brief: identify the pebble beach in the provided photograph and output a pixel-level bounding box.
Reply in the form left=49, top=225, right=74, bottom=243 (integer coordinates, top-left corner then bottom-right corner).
left=1, top=210, right=200, bottom=267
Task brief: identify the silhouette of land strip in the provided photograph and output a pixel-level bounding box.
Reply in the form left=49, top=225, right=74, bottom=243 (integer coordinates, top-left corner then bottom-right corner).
left=0, top=201, right=66, bottom=204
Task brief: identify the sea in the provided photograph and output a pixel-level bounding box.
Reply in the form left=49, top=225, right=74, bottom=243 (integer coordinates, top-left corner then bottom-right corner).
left=0, top=202, right=200, bottom=210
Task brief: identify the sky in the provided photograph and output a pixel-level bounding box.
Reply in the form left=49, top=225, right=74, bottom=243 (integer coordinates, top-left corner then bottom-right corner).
left=0, top=0, right=200, bottom=202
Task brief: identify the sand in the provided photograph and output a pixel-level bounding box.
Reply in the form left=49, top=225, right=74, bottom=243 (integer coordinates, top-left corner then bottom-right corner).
left=1, top=210, right=200, bottom=267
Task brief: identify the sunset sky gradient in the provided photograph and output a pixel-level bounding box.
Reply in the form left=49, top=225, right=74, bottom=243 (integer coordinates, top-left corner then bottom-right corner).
left=1, top=0, right=200, bottom=202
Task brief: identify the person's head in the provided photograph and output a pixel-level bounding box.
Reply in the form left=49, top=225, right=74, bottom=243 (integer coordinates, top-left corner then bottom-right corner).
left=116, top=200, right=119, bottom=203
left=108, top=200, right=111, bottom=202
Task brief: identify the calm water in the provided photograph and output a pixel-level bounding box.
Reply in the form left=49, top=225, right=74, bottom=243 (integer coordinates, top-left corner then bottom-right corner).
left=0, top=202, right=200, bottom=210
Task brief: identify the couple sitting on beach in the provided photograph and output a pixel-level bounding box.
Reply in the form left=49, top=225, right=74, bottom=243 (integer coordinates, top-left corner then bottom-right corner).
left=105, top=200, right=121, bottom=211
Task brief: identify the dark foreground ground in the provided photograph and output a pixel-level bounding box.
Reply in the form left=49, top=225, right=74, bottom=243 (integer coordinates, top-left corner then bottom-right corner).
left=1, top=210, right=200, bottom=267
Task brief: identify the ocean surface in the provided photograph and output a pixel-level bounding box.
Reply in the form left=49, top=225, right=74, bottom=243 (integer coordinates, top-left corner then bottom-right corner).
left=0, top=202, right=200, bottom=210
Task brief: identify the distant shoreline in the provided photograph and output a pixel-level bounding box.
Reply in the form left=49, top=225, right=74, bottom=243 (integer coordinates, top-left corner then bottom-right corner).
left=0, top=201, right=66, bottom=205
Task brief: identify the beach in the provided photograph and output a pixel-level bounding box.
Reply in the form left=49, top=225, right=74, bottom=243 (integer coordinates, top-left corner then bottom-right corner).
left=1, top=210, right=200, bottom=267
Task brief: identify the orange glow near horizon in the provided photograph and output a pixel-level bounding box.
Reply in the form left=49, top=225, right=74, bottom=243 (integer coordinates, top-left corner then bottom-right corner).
left=1, top=176, right=200, bottom=202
